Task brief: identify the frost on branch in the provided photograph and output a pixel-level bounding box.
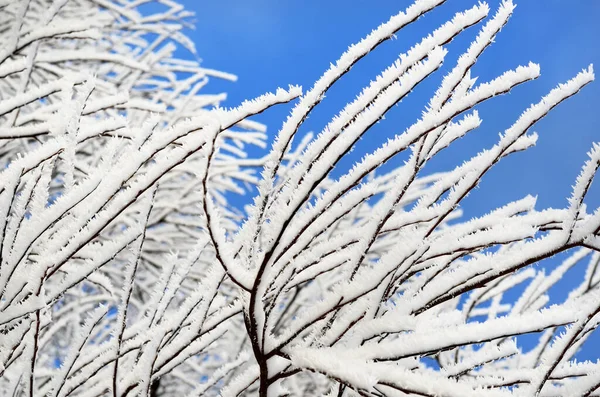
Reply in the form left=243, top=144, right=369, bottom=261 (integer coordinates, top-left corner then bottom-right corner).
left=0, top=0, right=599, bottom=396
left=0, top=0, right=298, bottom=395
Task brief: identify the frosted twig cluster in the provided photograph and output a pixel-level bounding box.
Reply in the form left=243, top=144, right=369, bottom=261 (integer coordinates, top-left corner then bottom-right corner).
left=0, top=0, right=598, bottom=396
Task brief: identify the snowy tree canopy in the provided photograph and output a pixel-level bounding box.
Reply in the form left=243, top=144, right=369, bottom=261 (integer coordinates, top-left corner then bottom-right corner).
left=0, top=0, right=598, bottom=396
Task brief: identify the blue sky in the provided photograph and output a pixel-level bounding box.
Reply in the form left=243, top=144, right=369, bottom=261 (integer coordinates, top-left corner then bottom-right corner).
left=183, top=0, right=600, bottom=213
left=175, top=1, right=600, bottom=360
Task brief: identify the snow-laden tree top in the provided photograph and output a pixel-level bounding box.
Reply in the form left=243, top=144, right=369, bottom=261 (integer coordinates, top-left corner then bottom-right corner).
left=0, top=0, right=598, bottom=396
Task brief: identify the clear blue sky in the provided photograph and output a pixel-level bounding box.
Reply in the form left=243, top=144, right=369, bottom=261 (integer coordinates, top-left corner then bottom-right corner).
left=176, top=1, right=600, bottom=360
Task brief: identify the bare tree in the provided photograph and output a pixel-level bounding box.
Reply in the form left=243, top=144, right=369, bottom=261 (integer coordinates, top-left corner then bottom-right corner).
left=0, top=0, right=599, bottom=396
